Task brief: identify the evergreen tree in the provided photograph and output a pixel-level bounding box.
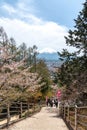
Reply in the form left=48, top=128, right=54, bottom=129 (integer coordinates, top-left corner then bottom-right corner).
left=9, top=37, right=17, bottom=55
left=65, top=0, right=87, bottom=56
left=32, top=45, right=38, bottom=72
left=36, top=60, right=51, bottom=94
left=27, top=47, right=33, bottom=66
left=19, top=42, right=27, bottom=59
left=0, top=26, right=8, bottom=46
left=57, top=0, right=87, bottom=101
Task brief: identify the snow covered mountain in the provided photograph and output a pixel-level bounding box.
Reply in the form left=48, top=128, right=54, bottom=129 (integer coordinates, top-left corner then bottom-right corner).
left=37, top=48, right=63, bottom=67
left=38, top=48, right=58, bottom=61
left=38, top=52, right=59, bottom=61
left=39, top=48, right=57, bottom=54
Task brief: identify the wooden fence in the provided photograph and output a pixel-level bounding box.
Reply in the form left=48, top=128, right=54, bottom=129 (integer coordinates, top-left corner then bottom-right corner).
left=0, top=101, right=41, bottom=129
left=60, top=104, right=87, bottom=130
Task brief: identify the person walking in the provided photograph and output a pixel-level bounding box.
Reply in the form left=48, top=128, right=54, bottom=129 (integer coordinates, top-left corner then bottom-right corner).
left=54, top=99, right=58, bottom=108
left=46, top=96, right=48, bottom=106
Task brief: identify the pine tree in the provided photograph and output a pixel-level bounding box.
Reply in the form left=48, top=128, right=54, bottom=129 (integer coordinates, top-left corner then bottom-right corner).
left=57, top=0, right=87, bottom=102
left=65, top=0, right=87, bottom=56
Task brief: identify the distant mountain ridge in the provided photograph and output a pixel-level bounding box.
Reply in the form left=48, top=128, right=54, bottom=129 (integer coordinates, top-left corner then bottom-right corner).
left=38, top=52, right=59, bottom=61
left=37, top=52, right=64, bottom=67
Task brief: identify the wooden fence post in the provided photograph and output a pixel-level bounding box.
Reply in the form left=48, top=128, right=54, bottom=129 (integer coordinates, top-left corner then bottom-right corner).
left=58, top=100, right=60, bottom=116
left=62, top=106, right=63, bottom=116
left=20, top=102, right=22, bottom=118
left=67, top=105, right=70, bottom=122
left=7, top=104, right=10, bottom=127
left=64, top=105, right=65, bottom=119
left=27, top=102, right=29, bottom=116
left=75, top=105, right=77, bottom=130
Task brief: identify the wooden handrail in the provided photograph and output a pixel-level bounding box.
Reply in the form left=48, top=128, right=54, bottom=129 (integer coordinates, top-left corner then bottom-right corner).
left=0, top=101, right=41, bottom=128
left=60, top=104, right=87, bottom=130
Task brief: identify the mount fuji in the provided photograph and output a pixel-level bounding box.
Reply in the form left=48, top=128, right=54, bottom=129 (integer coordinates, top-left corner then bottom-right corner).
left=37, top=48, right=63, bottom=67
left=38, top=48, right=59, bottom=61
left=39, top=48, right=57, bottom=54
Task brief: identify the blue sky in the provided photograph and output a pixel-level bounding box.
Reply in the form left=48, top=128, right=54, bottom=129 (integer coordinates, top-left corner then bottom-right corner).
left=35, top=0, right=85, bottom=27
left=0, top=0, right=85, bottom=52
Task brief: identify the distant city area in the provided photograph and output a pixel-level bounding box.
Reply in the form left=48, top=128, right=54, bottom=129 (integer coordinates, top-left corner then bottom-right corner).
left=37, top=52, right=63, bottom=70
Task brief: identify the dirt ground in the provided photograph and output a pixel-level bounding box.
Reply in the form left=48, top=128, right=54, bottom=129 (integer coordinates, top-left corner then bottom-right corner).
left=3, top=107, right=69, bottom=130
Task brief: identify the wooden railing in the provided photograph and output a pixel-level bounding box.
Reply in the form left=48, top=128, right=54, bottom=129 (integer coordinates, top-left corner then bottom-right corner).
left=0, top=101, right=41, bottom=128
left=60, top=104, right=87, bottom=130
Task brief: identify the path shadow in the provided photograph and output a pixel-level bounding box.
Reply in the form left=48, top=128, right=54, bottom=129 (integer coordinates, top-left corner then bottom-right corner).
left=49, top=115, right=61, bottom=118
left=46, top=107, right=58, bottom=113
left=31, top=116, right=38, bottom=119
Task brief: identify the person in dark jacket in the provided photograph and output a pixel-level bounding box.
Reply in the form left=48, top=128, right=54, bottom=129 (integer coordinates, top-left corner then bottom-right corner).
left=54, top=99, right=58, bottom=108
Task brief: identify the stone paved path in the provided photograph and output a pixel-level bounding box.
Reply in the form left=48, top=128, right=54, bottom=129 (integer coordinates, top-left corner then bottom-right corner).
left=3, top=107, right=69, bottom=130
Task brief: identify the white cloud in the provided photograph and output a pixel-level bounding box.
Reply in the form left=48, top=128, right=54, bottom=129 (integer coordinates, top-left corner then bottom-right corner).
left=1, top=0, right=36, bottom=19
left=0, top=0, right=76, bottom=52
left=0, top=17, right=70, bottom=52
left=1, top=3, right=16, bottom=15
left=16, top=0, right=35, bottom=13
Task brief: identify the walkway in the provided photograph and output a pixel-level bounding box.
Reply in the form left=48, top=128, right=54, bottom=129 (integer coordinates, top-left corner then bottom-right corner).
left=3, top=107, right=69, bottom=130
